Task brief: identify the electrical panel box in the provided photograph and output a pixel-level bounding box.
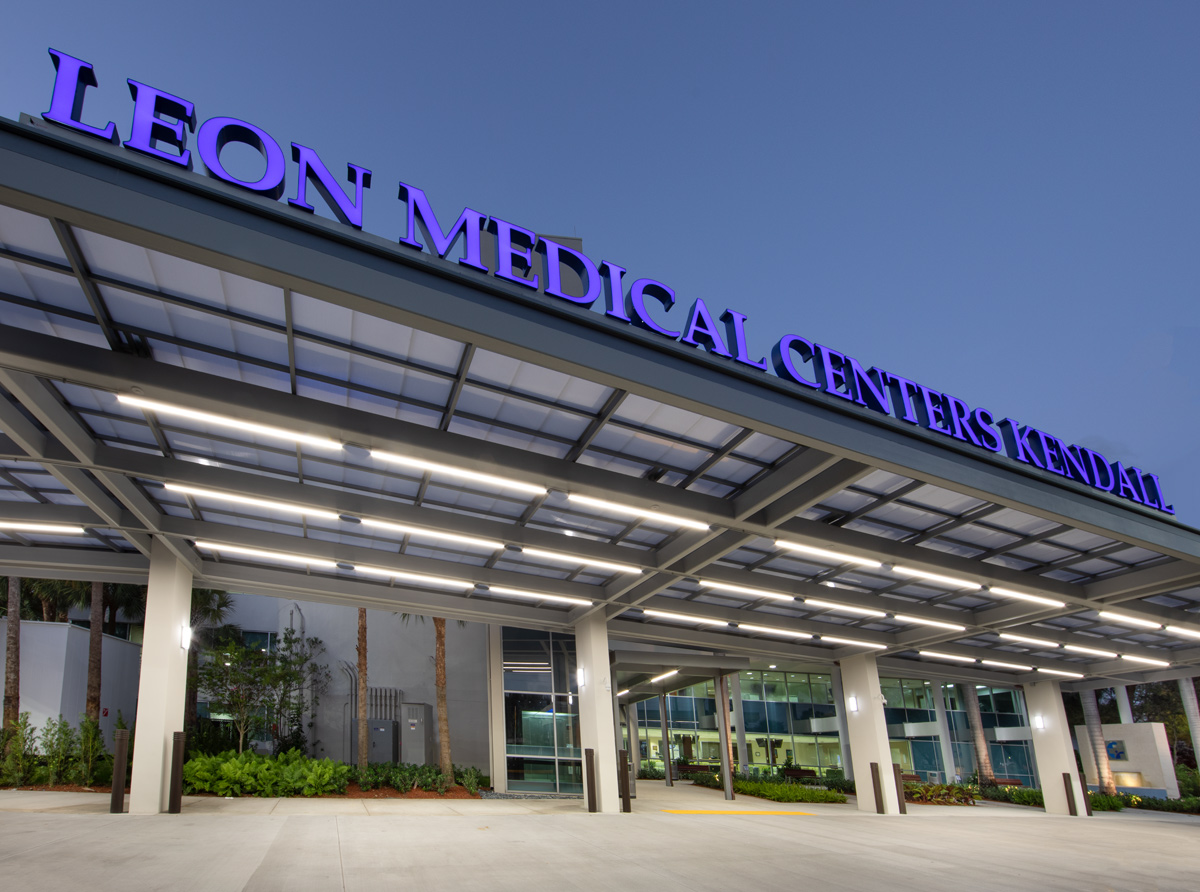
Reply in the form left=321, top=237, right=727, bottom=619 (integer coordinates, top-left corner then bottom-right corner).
left=399, top=702, right=434, bottom=766
left=350, top=718, right=399, bottom=764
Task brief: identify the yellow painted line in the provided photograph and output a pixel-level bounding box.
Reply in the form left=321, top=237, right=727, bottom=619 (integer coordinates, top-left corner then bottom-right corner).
left=661, top=809, right=814, bottom=815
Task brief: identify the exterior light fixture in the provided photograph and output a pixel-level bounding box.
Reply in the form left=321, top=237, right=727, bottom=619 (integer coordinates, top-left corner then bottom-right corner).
left=1098, top=611, right=1162, bottom=630
left=892, top=567, right=980, bottom=590
left=351, top=566, right=473, bottom=590
left=919, top=651, right=977, bottom=663
left=360, top=518, right=504, bottom=551
left=520, top=547, right=642, bottom=574
left=577, top=667, right=586, bottom=688
left=804, top=598, right=887, bottom=617
left=650, top=670, right=679, bottom=684
left=1032, top=715, right=1045, bottom=730
left=617, top=689, right=630, bottom=697
left=0, top=522, right=87, bottom=534
left=1165, top=625, right=1200, bottom=640
left=180, top=625, right=192, bottom=650
left=163, top=484, right=340, bottom=520
left=736, top=623, right=812, bottom=639
left=999, top=633, right=1060, bottom=648
left=847, top=696, right=859, bottom=712
left=773, top=541, right=881, bottom=568
left=566, top=494, right=709, bottom=531
left=643, top=609, right=730, bottom=627
left=193, top=541, right=338, bottom=568
left=370, top=450, right=546, bottom=495
left=486, top=585, right=593, bottom=607
left=1063, top=644, right=1117, bottom=658
left=893, top=614, right=967, bottom=631
left=819, top=635, right=888, bottom=650
left=986, top=586, right=1065, bottom=608
left=1121, top=654, right=1170, bottom=667
left=118, top=395, right=342, bottom=449
left=1036, top=667, right=1085, bottom=678
left=702, top=580, right=796, bottom=601
left=981, top=660, right=1034, bottom=671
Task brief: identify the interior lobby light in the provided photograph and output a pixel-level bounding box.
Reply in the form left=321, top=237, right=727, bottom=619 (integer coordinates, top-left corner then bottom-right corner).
left=773, top=540, right=881, bottom=568
left=520, top=547, right=642, bottom=574
left=1063, top=644, right=1117, bottom=658
left=1098, top=611, right=1162, bottom=630
left=193, top=541, right=338, bottom=568
left=891, top=567, right=980, bottom=590
left=650, top=669, right=679, bottom=684
left=1037, top=667, right=1085, bottom=678
left=981, top=660, right=1034, bottom=671
left=736, top=623, right=812, bottom=639
left=370, top=450, right=546, bottom=495
left=803, top=598, right=887, bottom=617
left=643, top=609, right=730, bottom=627
left=163, top=484, right=340, bottom=520
left=999, top=633, right=1060, bottom=648
left=1121, top=654, right=1171, bottom=667
left=820, top=635, right=888, bottom=650
left=893, top=614, right=967, bottom=631
left=702, top=580, right=796, bottom=601
left=351, top=566, right=472, bottom=590
left=566, top=494, right=710, bottom=531
left=360, top=518, right=504, bottom=551
left=0, top=522, right=87, bottom=534
left=986, top=586, right=1066, bottom=608
left=486, top=585, right=593, bottom=607
left=919, top=651, right=977, bottom=663
left=118, top=395, right=342, bottom=450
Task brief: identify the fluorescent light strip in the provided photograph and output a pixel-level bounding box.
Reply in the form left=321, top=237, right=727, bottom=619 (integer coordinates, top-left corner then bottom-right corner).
left=360, top=518, right=504, bottom=551
left=1098, top=611, right=1162, bottom=630
left=803, top=598, right=887, bottom=618
left=566, top=494, right=709, bottom=531
left=193, top=541, right=338, bottom=569
left=1165, top=625, right=1200, bottom=640
left=1063, top=644, right=1117, bottom=658
left=351, top=566, right=472, bottom=591
left=0, top=522, right=86, bottom=534
left=893, top=614, right=967, bottom=631
left=118, top=395, right=342, bottom=450
left=999, top=633, right=1060, bottom=648
left=520, top=547, right=642, bottom=574
left=981, top=660, right=1034, bottom=671
left=892, top=567, right=980, bottom=591
left=370, top=450, right=546, bottom=495
left=773, top=540, right=881, bottom=568
left=164, top=484, right=340, bottom=520
left=1037, top=667, right=1085, bottom=678
left=919, top=651, right=977, bottom=664
left=643, top=609, right=730, bottom=627
left=650, top=670, right=679, bottom=684
left=737, top=623, right=812, bottom=639
left=616, top=689, right=630, bottom=697
left=486, top=585, right=593, bottom=607
left=819, top=635, right=888, bottom=650
left=702, top=580, right=796, bottom=602
left=987, top=587, right=1066, bottom=608
left=1121, top=654, right=1171, bottom=667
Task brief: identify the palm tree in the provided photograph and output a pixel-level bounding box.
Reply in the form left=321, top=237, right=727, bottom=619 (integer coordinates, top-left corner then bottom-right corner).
left=27, top=578, right=86, bottom=623
left=185, top=588, right=237, bottom=730
left=2, top=576, right=21, bottom=750
left=356, top=607, right=368, bottom=771
left=102, top=583, right=146, bottom=637
left=433, top=617, right=453, bottom=779
left=962, top=684, right=997, bottom=786
left=85, top=581, right=103, bottom=722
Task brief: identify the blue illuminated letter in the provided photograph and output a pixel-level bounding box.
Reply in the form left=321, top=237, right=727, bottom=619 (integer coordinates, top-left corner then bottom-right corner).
left=42, top=49, right=117, bottom=142
left=539, top=239, right=600, bottom=306
left=290, top=144, right=371, bottom=229
left=599, top=261, right=630, bottom=321
left=628, top=279, right=681, bottom=338
left=196, top=117, right=287, bottom=200
left=681, top=299, right=731, bottom=357
left=720, top=310, right=768, bottom=371
left=772, top=336, right=821, bottom=389
left=397, top=183, right=487, bottom=272
left=488, top=218, right=539, bottom=289
left=124, top=80, right=195, bottom=168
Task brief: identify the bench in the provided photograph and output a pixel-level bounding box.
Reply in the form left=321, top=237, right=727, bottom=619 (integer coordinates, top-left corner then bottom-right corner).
left=676, top=764, right=717, bottom=778
left=991, top=778, right=1024, bottom=787
left=900, top=773, right=923, bottom=784
left=782, top=768, right=819, bottom=780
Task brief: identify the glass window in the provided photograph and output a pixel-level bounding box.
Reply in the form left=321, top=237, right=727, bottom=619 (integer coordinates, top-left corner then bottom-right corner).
left=763, top=671, right=788, bottom=701
left=554, top=695, right=580, bottom=759
left=809, top=674, right=833, bottom=704
left=505, top=693, right=555, bottom=756
left=739, top=671, right=762, bottom=700
left=880, top=678, right=904, bottom=709
left=991, top=689, right=1018, bottom=714
left=507, top=757, right=557, bottom=792
left=786, top=674, right=812, bottom=705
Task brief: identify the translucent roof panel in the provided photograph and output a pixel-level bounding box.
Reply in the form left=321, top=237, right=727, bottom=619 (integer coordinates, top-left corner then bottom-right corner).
left=0, top=205, right=68, bottom=264
left=613, top=393, right=741, bottom=449
left=467, top=348, right=612, bottom=414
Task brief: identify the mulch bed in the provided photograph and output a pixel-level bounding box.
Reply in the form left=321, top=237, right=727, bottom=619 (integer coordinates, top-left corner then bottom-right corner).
left=8, top=782, right=480, bottom=799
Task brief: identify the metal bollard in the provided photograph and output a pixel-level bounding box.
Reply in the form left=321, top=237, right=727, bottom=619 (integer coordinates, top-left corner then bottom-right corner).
left=617, top=749, right=631, bottom=813
left=110, top=729, right=129, bottom=814
left=892, top=763, right=907, bottom=815
left=869, top=762, right=885, bottom=814
left=168, top=731, right=185, bottom=814
left=584, top=748, right=597, bottom=813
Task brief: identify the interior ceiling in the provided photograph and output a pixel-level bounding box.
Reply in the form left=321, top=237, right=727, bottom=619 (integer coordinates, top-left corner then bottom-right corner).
left=1, top=123, right=1199, bottom=693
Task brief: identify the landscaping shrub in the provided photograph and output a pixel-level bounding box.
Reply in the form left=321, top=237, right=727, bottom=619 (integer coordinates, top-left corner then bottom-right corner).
left=454, top=765, right=484, bottom=795
left=1087, top=791, right=1124, bottom=811
left=75, top=717, right=109, bottom=787
left=691, top=772, right=847, bottom=803
left=182, top=749, right=350, bottom=797
left=1175, top=765, right=1200, bottom=799
left=1, top=712, right=39, bottom=786
left=41, top=716, right=77, bottom=786
left=824, top=777, right=856, bottom=795
left=904, top=783, right=975, bottom=805
left=637, top=765, right=666, bottom=780
left=1008, top=787, right=1044, bottom=808
left=1126, top=795, right=1200, bottom=814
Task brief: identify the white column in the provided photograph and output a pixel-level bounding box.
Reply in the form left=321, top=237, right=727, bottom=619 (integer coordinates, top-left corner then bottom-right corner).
left=830, top=665, right=853, bottom=781
left=129, top=538, right=192, bottom=815
left=840, top=652, right=901, bottom=815
left=574, top=612, right=619, bottom=813
left=1024, top=679, right=1089, bottom=816
left=1115, top=686, right=1134, bottom=724
left=1179, top=677, right=1200, bottom=762
left=730, top=673, right=749, bottom=776
left=486, top=625, right=507, bottom=794
left=932, top=682, right=958, bottom=783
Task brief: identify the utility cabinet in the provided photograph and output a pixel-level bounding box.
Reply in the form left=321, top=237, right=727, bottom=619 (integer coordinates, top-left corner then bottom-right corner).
left=400, top=702, right=435, bottom=765
left=350, top=719, right=400, bottom=764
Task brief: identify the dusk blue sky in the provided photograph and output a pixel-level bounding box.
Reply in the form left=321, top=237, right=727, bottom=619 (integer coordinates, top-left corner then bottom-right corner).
left=2, top=2, right=1197, bottom=525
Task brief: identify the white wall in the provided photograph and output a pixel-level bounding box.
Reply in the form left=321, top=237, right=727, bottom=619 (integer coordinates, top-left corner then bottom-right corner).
left=1075, top=721, right=1181, bottom=797
left=0, top=619, right=142, bottom=747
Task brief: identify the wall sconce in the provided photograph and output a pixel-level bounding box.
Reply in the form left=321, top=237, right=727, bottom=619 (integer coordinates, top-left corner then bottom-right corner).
left=180, top=625, right=193, bottom=651
left=1033, top=715, right=1045, bottom=730
left=847, top=696, right=859, bottom=713
left=577, top=667, right=586, bottom=689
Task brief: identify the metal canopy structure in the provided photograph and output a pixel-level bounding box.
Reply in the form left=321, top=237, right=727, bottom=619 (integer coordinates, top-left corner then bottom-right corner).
left=2, top=115, right=1200, bottom=695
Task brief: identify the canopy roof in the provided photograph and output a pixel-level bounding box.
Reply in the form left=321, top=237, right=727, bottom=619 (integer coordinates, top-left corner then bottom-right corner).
left=1, top=116, right=1198, bottom=692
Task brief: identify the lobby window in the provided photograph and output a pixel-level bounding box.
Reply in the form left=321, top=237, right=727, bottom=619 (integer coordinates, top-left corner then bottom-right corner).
left=502, top=628, right=580, bottom=793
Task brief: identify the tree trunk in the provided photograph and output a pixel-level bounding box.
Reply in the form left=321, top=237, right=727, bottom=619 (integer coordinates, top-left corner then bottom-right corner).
left=962, top=684, right=996, bottom=786
left=1082, top=688, right=1117, bottom=795
left=185, top=648, right=199, bottom=729
left=41, top=599, right=52, bottom=622
left=434, top=617, right=452, bottom=779
left=85, top=581, right=103, bottom=722
left=356, top=608, right=368, bottom=771
left=3, top=576, right=20, bottom=745
left=103, top=597, right=117, bottom=637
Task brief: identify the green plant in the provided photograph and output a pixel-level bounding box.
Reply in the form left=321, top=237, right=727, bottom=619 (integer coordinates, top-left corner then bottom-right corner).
left=637, top=765, right=666, bottom=780
left=1087, top=791, right=1124, bottom=811
left=824, top=777, right=856, bottom=795
left=74, top=717, right=108, bottom=786
left=903, top=782, right=976, bottom=805
left=691, top=773, right=848, bottom=804
left=1, top=712, right=39, bottom=786
left=41, top=715, right=78, bottom=786
left=1124, top=794, right=1200, bottom=814
left=454, top=764, right=483, bottom=795
left=1175, top=765, right=1200, bottom=798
